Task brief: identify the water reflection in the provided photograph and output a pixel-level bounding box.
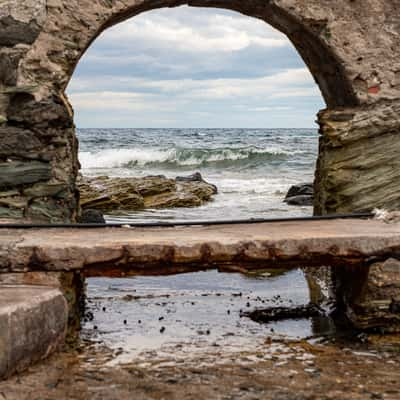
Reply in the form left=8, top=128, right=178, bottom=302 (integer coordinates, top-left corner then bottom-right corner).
left=82, top=269, right=341, bottom=364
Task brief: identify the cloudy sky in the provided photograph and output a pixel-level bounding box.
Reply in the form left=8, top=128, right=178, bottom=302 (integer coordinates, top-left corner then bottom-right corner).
left=67, top=6, right=325, bottom=128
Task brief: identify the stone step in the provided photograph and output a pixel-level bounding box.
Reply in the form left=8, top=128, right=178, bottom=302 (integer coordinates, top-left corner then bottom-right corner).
left=0, top=285, right=68, bottom=380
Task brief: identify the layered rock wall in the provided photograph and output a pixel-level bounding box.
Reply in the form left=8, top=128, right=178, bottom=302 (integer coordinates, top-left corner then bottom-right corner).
left=0, top=0, right=400, bottom=221
left=315, top=101, right=400, bottom=214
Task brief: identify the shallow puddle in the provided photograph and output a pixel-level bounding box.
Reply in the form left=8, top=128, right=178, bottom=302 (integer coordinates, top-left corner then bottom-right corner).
left=82, top=269, right=337, bottom=365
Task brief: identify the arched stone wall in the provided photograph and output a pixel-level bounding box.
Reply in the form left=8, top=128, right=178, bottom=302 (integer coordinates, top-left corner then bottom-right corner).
left=0, top=0, right=399, bottom=222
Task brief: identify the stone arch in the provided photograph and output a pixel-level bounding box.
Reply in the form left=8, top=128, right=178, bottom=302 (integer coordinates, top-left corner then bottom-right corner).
left=0, top=0, right=399, bottom=222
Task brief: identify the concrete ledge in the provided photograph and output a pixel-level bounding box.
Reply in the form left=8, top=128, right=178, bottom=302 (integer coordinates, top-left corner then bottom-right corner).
left=0, top=285, right=68, bottom=380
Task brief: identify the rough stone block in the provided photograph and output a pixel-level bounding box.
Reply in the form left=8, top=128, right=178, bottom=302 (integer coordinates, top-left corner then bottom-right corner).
left=0, top=285, right=68, bottom=380
left=0, top=16, right=40, bottom=47
left=0, top=127, right=43, bottom=159
left=0, top=272, right=85, bottom=334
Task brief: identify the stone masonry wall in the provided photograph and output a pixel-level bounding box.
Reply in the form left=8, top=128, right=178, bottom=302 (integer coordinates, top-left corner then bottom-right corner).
left=0, top=1, right=400, bottom=221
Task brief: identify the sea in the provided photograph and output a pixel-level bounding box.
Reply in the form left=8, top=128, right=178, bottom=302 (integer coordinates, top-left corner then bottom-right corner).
left=77, top=128, right=329, bottom=361
left=77, top=128, right=318, bottom=223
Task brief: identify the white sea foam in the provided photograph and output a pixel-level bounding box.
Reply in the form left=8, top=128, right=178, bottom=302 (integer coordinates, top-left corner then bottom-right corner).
left=79, top=146, right=293, bottom=170
left=215, top=177, right=294, bottom=194
left=79, top=148, right=176, bottom=169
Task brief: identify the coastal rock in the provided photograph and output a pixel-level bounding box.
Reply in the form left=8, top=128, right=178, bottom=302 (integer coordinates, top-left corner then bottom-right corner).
left=285, top=195, right=314, bottom=206
left=285, top=183, right=313, bottom=198
left=144, top=191, right=202, bottom=209
left=78, top=209, right=106, bottom=224
left=176, top=172, right=204, bottom=182
left=284, top=183, right=314, bottom=206
left=78, top=173, right=217, bottom=212
left=126, top=175, right=176, bottom=197
left=179, top=181, right=217, bottom=201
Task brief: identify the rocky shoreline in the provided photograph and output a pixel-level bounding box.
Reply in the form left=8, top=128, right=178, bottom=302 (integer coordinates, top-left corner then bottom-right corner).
left=78, top=172, right=217, bottom=215
left=2, top=328, right=400, bottom=400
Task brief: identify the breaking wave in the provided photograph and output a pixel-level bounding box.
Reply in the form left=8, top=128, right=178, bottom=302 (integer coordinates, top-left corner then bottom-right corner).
left=79, top=146, right=294, bottom=170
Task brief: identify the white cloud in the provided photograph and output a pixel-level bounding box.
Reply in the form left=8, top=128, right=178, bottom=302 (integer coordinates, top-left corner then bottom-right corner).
left=69, top=91, right=187, bottom=112
left=69, top=68, right=319, bottom=101
left=248, top=106, right=293, bottom=112
left=101, top=8, right=289, bottom=53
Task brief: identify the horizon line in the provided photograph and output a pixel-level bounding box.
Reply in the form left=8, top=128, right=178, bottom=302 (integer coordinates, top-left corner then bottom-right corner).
left=76, top=126, right=319, bottom=130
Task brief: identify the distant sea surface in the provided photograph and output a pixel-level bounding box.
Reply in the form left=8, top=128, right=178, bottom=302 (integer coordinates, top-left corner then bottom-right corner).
left=77, top=128, right=318, bottom=222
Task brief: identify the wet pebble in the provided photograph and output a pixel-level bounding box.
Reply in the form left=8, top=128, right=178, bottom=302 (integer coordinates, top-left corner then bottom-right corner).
left=370, top=393, right=384, bottom=399
left=304, top=368, right=317, bottom=374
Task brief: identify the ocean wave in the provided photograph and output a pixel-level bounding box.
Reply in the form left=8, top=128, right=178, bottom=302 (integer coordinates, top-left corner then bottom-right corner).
left=79, top=146, right=295, bottom=170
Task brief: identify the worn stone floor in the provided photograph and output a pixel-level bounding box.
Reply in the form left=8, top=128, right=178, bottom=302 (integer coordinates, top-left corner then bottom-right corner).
left=1, top=335, right=400, bottom=400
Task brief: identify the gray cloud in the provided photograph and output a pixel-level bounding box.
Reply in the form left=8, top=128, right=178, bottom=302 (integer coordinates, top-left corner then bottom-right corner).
left=68, top=6, right=325, bottom=128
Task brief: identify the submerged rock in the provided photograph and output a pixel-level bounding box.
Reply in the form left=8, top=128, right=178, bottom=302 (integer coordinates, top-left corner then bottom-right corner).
left=284, top=183, right=314, bottom=206
left=78, top=173, right=217, bottom=213
left=242, top=303, right=324, bottom=323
